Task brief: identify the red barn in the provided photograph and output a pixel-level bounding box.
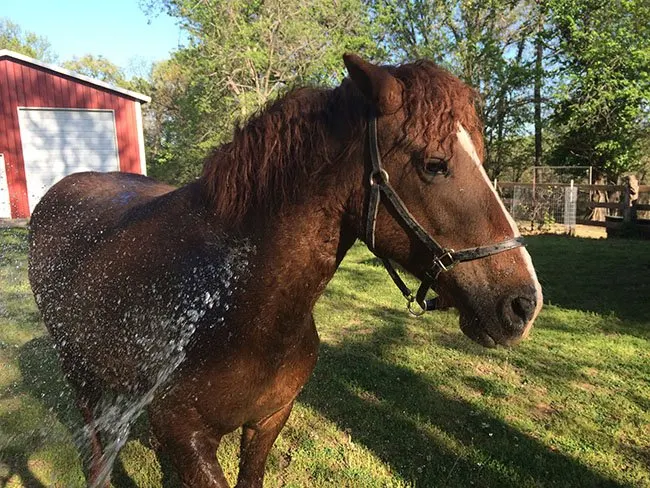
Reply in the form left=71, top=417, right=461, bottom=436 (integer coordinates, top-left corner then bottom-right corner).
left=0, top=49, right=150, bottom=219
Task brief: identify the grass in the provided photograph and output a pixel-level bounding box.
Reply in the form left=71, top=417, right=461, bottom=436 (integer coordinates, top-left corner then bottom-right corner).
left=0, top=227, right=649, bottom=487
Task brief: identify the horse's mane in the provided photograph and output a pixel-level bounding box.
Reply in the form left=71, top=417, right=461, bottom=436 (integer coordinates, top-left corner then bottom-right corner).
left=200, top=60, right=483, bottom=224
left=392, top=61, right=484, bottom=159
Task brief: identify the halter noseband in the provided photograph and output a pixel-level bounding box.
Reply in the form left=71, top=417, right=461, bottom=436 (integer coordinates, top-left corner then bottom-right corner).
left=364, top=117, right=525, bottom=316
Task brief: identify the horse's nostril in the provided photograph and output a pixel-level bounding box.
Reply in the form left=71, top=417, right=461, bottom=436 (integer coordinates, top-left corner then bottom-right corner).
left=511, top=296, right=536, bottom=325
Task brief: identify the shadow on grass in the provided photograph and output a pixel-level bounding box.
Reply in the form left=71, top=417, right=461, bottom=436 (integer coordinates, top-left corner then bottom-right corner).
left=5, top=323, right=631, bottom=488
left=11, top=336, right=182, bottom=488
left=0, top=337, right=76, bottom=487
left=0, top=291, right=42, bottom=324
left=526, top=235, right=650, bottom=324
left=301, top=307, right=626, bottom=488
left=347, top=235, right=650, bottom=329
left=4, top=234, right=645, bottom=487
left=0, top=448, right=48, bottom=488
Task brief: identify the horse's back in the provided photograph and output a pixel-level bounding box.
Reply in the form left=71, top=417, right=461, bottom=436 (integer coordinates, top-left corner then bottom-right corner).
left=29, top=171, right=175, bottom=293
left=29, top=172, right=180, bottom=387
left=27, top=171, right=251, bottom=391
left=30, top=171, right=174, bottom=241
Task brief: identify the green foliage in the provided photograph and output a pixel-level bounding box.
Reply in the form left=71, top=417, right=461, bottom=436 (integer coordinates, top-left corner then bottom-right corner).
left=140, top=0, right=376, bottom=185
left=547, top=0, right=650, bottom=181
left=0, top=17, right=57, bottom=62
left=368, top=0, right=544, bottom=179
left=61, top=54, right=127, bottom=86
left=140, top=57, right=210, bottom=183
left=5, top=2, right=649, bottom=186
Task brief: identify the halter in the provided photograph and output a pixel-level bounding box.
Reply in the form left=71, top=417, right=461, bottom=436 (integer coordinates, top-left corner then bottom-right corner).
left=364, top=117, right=525, bottom=316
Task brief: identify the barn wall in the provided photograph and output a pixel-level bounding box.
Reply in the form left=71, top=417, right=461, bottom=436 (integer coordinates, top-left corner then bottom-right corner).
left=0, top=57, right=144, bottom=218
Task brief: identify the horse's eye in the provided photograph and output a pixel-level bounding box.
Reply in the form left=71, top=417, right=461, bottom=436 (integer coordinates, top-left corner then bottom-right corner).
left=423, top=158, right=448, bottom=177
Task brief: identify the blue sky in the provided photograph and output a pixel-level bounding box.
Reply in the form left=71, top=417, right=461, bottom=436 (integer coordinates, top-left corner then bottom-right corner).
left=3, top=0, right=183, bottom=73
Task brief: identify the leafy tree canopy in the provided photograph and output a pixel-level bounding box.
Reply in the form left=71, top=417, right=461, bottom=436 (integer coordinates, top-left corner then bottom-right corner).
left=4, top=1, right=650, bottom=185
left=0, top=17, right=57, bottom=62
left=62, top=54, right=127, bottom=87
left=368, top=0, right=544, bottom=179
left=141, top=0, right=376, bottom=183
left=547, top=0, right=650, bottom=181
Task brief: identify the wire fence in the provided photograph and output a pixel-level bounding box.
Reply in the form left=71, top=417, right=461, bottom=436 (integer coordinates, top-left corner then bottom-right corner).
left=500, top=184, right=580, bottom=234
left=496, top=176, right=650, bottom=237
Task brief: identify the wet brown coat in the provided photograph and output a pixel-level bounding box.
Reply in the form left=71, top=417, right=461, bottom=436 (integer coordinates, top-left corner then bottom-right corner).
left=28, top=55, right=541, bottom=487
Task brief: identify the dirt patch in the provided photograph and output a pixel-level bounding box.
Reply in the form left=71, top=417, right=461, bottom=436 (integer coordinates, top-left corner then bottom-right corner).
left=0, top=219, right=29, bottom=228
left=532, top=402, right=558, bottom=419
left=518, top=222, right=606, bottom=239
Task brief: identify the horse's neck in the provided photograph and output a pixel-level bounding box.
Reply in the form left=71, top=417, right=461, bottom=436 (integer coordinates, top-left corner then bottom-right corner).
left=260, top=199, right=356, bottom=309
left=241, top=165, right=361, bottom=332
left=217, top=100, right=366, bottom=329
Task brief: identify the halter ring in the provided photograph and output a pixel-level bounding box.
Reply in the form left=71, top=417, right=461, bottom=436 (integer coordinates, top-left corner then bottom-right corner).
left=369, top=169, right=390, bottom=186
left=407, top=296, right=427, bottom=317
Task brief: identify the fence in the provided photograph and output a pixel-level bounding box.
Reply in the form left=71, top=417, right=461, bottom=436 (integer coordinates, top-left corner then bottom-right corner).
left=497, top=181, right=650, bottom=236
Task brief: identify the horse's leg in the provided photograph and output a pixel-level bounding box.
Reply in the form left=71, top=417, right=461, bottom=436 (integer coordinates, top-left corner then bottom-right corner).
left=75, top=386, right=110, bottom=488
left=235, top=401, right=294, bottom=488
left=149, top=405, right=230, bottom=488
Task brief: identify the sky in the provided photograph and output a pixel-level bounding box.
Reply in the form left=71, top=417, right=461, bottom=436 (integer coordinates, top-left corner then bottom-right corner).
left=3, top=0, right=184, bottom=73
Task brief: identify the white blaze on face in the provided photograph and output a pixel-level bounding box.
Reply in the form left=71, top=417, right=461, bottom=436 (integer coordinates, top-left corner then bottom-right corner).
left=456, top=124, right=543, bottom=325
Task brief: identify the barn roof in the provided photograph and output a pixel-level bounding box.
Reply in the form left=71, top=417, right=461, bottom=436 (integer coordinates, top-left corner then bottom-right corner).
left=0, top=49, right=151, bottom=103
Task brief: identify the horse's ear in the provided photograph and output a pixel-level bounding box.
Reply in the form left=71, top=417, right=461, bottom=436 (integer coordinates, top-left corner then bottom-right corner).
left=343, top=54, right=402, bottom=114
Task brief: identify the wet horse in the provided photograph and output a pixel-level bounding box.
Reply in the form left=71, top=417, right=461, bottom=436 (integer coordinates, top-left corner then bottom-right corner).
left=28, top=55, right=542, bottom=487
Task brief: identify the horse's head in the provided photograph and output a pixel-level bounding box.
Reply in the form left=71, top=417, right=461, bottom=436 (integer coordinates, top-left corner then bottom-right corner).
left=344, top=54, right=542, bottom=347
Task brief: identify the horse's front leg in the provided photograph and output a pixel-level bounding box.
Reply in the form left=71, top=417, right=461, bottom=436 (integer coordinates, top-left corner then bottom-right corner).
left=149, top=404, right=230, bottom=488
left=236, top=401, right=294, bottom=488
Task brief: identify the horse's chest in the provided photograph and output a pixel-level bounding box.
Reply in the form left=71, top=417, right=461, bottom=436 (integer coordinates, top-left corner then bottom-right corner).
left=189, top=316, right=320, bottom=431
left=257, top=326, right=320, bottom=409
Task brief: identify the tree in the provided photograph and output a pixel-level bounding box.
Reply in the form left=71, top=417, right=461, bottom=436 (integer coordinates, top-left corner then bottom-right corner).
left=134, top=1, right=649, bottom=185
left=141, top=0, right=376, bottom=184
left=62, top=54, right=127, bottom=86
left=135, top=58, right=205, bottom=183
left=0, top=17, right=57, bottom=62
left=369, top=0, right=543, bottom=178
left=547, top=0, right=650, bottom=181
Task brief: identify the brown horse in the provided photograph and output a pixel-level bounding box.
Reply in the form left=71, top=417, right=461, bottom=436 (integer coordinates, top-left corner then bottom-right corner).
left=28, top=54, right=542, bottom=488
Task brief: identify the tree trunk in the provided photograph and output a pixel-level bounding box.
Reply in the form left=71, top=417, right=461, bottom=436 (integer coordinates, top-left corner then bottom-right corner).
left=534, top=4, right=545, bottom=167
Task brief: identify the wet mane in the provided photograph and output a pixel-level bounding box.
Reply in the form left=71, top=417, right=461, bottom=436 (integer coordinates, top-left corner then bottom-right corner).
left=392, top=60, right=484, bottom=158
left=200, top=59, right=483, bottom=224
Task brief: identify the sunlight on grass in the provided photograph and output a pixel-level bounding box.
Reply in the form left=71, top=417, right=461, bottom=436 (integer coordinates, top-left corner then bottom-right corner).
left=1, top=228, right=649, bottom=487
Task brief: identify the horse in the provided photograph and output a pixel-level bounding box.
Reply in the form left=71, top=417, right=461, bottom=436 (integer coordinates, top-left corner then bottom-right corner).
left=28, top=54, right=542, bottom=488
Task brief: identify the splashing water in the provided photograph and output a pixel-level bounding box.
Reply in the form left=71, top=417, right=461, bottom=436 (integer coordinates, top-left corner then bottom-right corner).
left=38, top=238, right=255, bottom=487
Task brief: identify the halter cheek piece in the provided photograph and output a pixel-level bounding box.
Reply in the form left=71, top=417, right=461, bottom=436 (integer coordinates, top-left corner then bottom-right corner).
left=364, top=117, right=525, bottom=316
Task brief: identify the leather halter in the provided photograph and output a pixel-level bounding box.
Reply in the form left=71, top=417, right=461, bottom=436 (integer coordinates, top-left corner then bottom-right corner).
left=364, top=117, right=525, bottom=316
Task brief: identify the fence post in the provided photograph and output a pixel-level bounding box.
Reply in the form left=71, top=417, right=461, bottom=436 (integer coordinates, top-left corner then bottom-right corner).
left=623, top=175, right=639, bottom=224
left=592, top=175, right=608, bottom=222
left=564, top=179, right=577, bottom=236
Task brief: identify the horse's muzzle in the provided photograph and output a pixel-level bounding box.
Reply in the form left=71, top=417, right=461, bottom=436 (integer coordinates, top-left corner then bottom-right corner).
left=500, top=287, right=539, bottom=335
left=459, top=284, right=541, bottom=348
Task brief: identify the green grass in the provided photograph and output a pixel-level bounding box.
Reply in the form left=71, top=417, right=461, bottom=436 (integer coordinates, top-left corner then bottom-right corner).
left=1, top=227, right=649, bottom=487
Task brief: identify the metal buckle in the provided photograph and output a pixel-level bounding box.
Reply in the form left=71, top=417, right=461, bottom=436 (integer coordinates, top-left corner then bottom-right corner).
left=432, top=250, right=456, bottom=273
left=407, top=295, right=426, bottom=317
left=369, top=168, right=390, bottom=186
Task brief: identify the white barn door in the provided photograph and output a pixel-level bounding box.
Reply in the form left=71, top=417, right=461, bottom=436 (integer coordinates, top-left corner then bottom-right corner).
left=18, top=108, right=120, bottom=212
left=0, top=154, right=11, bottom=218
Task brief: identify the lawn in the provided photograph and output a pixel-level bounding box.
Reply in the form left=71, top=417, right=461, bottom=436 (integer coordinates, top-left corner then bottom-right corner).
left=1, top=228, right=649, bottom=487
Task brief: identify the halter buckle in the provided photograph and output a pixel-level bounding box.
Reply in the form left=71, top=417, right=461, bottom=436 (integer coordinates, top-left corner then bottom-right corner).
left=369, top=169, right=390, bottom=186
left=432, top=250, right=456, bottom=273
